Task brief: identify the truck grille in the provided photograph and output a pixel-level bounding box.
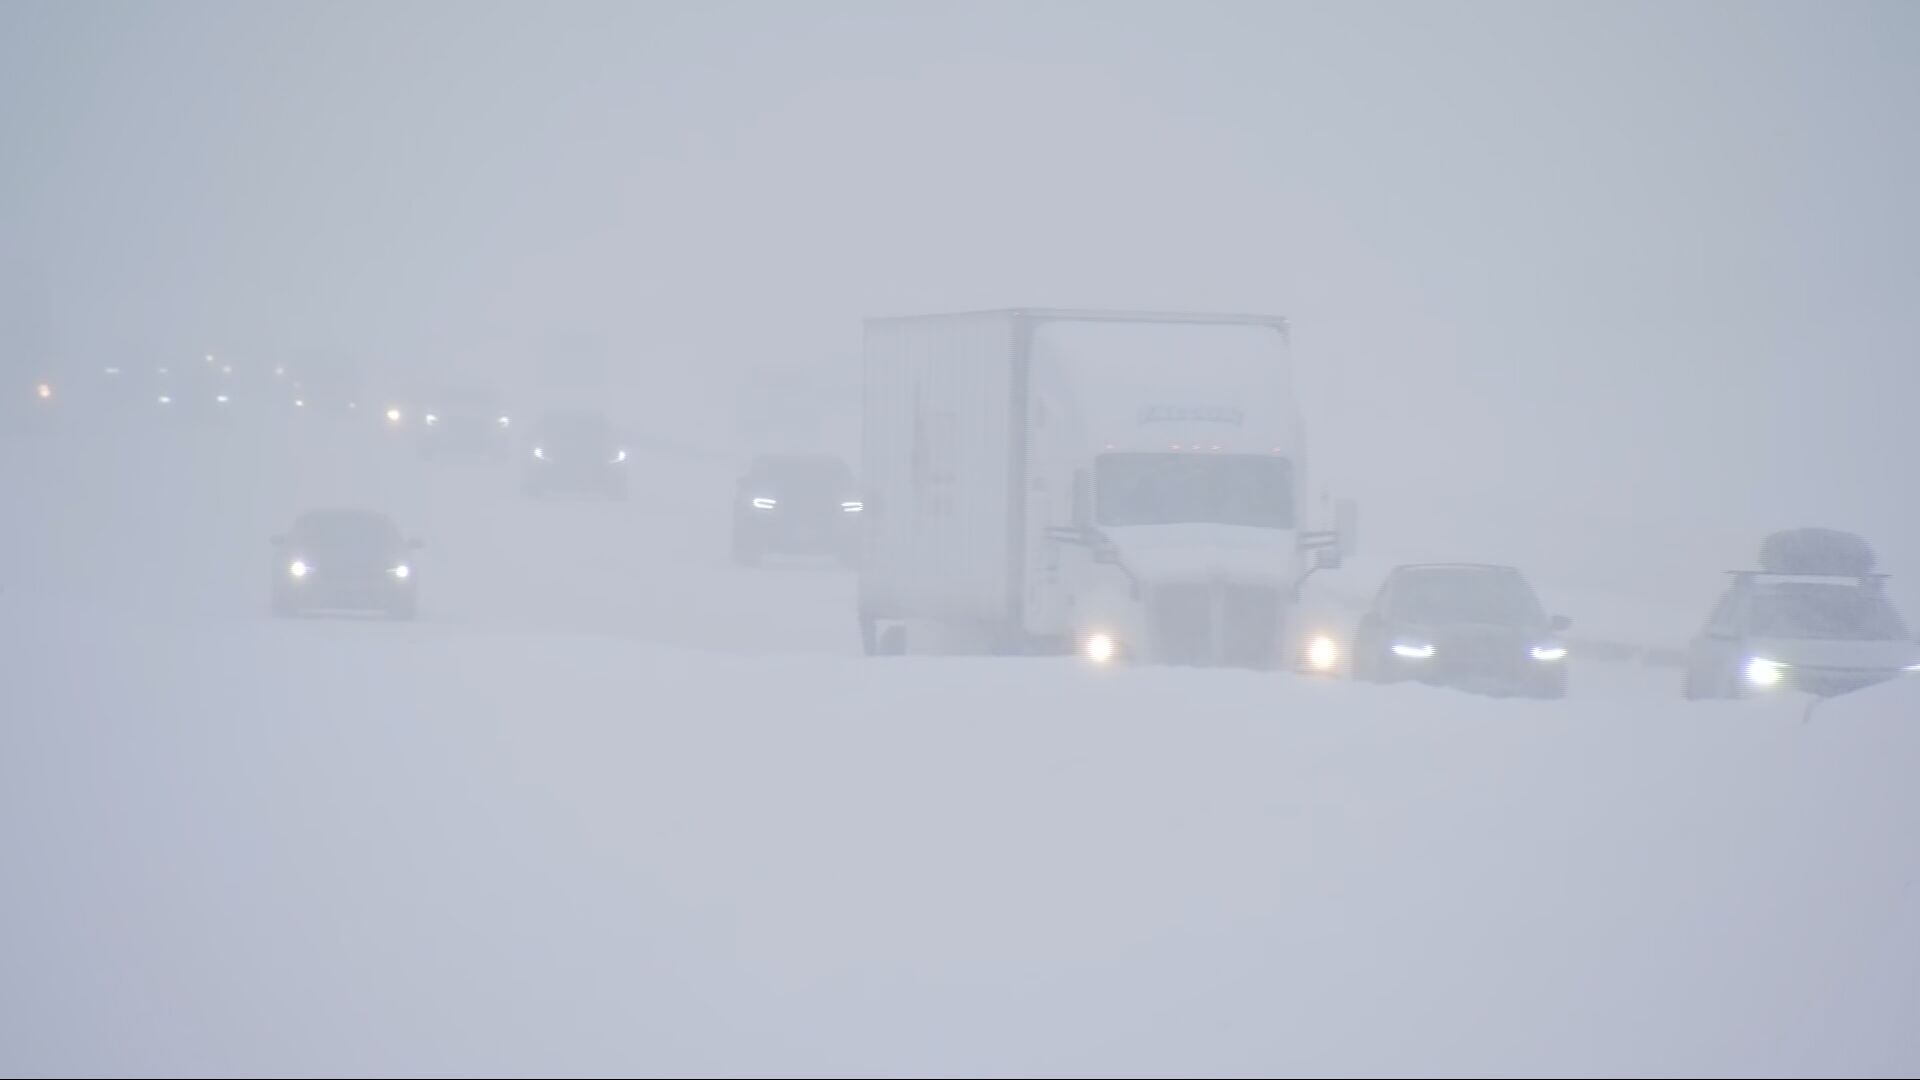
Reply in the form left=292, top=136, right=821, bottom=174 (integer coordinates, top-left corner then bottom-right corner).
left=1149, top=583, right=1282, bottom=668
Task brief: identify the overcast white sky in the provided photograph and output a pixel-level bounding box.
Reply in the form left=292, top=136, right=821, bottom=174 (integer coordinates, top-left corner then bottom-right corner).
left=4, top=0, right=1916, bottom=604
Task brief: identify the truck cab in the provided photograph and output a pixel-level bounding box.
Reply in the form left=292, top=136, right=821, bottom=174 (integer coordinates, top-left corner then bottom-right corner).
left=858, top=309, right=1351, bottom=668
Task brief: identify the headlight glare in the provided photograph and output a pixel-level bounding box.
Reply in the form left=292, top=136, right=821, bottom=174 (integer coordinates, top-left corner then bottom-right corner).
left=1392, top=641, right=1436, bottom=660
left=1745, top=657, right=1786, bottom=688
left=1084, top=632, right=1118, bottom=664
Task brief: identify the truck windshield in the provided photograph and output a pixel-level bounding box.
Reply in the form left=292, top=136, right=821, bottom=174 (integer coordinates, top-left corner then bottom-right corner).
left=1095, top=453, right=1292, bottom=528
left=1749, top=583, right=1910, bottom=641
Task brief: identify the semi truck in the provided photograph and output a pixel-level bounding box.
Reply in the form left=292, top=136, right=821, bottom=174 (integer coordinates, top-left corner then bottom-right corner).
left=857, top=308, right=1352, bottom=668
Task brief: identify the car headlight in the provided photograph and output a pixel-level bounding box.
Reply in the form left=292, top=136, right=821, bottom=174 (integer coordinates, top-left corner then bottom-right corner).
left=424, top=413, right=439, bottom=425
left=751, top=496, right=777, bottom=510
left=1530, top=643, right=1568, bottom=662
left=1084, top=631, right=1118, bottom=664
left=611, top=449, right=628, bottom=464
left=390, top=564, right=411, bottom=580
left=497, top=415, right=511, bottom=428
left=1305, top=634, right=1339, bottom=672
left=293, top=398, right=306, bottom=408
left=841, top=500, right=864, bottom=513
left=1745, top=657, right=1787, bottom=688
left=385, top=407, right=403, bottom=423
left=1391, top=641, right=1436, bottom=660
left=35, top=382, right=52, bottom=400
left=157, top=394, right=173, bottom=405
left=216, top=393, right=230, bottom=404
left=533, top=446, right=546, bottom=460
left=288, top=559, right=310, bottom=579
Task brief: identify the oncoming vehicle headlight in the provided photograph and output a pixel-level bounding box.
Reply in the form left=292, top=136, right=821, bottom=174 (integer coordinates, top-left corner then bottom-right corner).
left=1531, top=643, right=1568, bottom=662
left=1392, top=641, right=1436, bottom=660
left=611, top=449, right=628, bottom=464
left=751, top=496, right=777, bottom=511
left=215, top=393, right=231, bottom=404
left=1084, top=632, right=1118, bottom=665
left=1306, top=634, right=1339, bottom=672
left=424, top=413, right=439, bottom=426
left=841, top=500, right=864, bottom=513
left=35, top=382, right=52, bottom=400
left=385, top=407, right=403, bottom=424
left=1905, top=662, right=1920, bottom=673
left=390, top=564, right=411, bottom=580
left=532, top=446, right=546, bottom=460
left=497, top=415, right=511, bottom=428
left=157, top=394, right=173, bottom=405
left=1745, top=657, right=1787, bottom=688
left=288, top=559, right=311, bottom=579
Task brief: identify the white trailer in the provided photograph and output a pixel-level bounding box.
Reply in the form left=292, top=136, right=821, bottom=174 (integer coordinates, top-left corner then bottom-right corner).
left=857, top=308, right=1350, bottom=668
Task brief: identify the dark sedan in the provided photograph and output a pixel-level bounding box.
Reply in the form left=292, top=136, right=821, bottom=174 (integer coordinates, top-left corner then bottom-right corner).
left=1351, top=563, right=1570, bottom=698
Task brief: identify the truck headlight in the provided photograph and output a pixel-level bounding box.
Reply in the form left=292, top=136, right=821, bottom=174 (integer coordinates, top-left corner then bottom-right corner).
left=533, top=447, right=546, bottom=460
left=1745, top=657, right=1786, bottom=688
left=288, top=559, right=311, bottom=579
left=35, top=382, right=52, bottom=400
left=1391, top=641, right=1435, bottom=660
left=1530, top=643, right=1568, bottom=662
left=611, top=449, right=628, bottom=464
left=390, top=564, right=411, bottom=580
left=1084, top=632, right=1118, bottom=664
left=425, top=413, right=439, bottom=425
left=385, top=407, right=403, bottom=424
left=751, top=496, right=777, bottom=510
left=497, top=415, right=511, bottom=428
left=1305, top=634, right=1339, bottom=672
left=841, top=501, right=864, bottom=513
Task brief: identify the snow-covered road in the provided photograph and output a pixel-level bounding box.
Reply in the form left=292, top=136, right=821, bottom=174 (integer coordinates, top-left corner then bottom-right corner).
left=3, top=426, right=1916, bottom=1077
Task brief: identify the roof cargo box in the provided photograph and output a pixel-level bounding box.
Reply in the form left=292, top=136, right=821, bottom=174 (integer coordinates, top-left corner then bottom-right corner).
left=1759, top=527, right=1876, bottom=577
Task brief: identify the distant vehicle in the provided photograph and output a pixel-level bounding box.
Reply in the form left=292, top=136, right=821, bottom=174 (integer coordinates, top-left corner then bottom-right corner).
left=523, top=408, right=628, bottom=498
left=856, top=308, right=1352, bottom=667
left=1683, top=529, right=1919, bottom=699
left=417, top=385, right=513, bottom=458
left=1350, top=563, right=1571, bottom=698
left=731, top=453, right=863, bottom=566
left=270, top=508, right=421, bottom=619
left=287, top=365, right=365, bottom=418
left=153, top=360, right=237, bottom=422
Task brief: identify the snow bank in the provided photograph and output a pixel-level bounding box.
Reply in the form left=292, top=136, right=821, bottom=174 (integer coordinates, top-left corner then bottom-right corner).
left=4, top=603, right=1915, bottom=1077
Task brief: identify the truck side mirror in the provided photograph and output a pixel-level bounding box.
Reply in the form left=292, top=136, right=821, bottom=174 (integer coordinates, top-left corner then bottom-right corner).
left=1335, top=499, right=1359, bottom=559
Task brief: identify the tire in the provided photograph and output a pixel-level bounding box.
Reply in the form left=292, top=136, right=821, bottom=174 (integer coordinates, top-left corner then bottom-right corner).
left=731, top=527, right=762, bottom=567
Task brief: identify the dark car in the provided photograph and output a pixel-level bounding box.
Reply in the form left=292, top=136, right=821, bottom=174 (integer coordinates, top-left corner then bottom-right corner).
left=417, top=386, right=514, bottom=459
left=1350, top=563, right=1570, bottom=698
left=523, top=408, right=628, bottom=499
left=270, top=509, right=421, bottom=619
left=730, top=453, right=862, bottom=566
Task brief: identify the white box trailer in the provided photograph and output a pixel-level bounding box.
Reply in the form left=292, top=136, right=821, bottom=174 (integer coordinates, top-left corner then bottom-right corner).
left=858, top=308, right=1349, bottom=667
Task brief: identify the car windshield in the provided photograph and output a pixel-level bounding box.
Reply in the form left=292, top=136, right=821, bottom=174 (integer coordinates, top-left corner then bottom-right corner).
left=1095, top=453, right=1293, bottom=528
left=537, top=412, right=613, bottom=442
left=1749, top=582, right=1910, bottom=641
left=1391, top=569, right=1546, bottom=626
left=756, top=457, right=854, bottom=495
left=294, top=512, right=400, bottom=550
left=434, top=388, right=498, bottom=410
